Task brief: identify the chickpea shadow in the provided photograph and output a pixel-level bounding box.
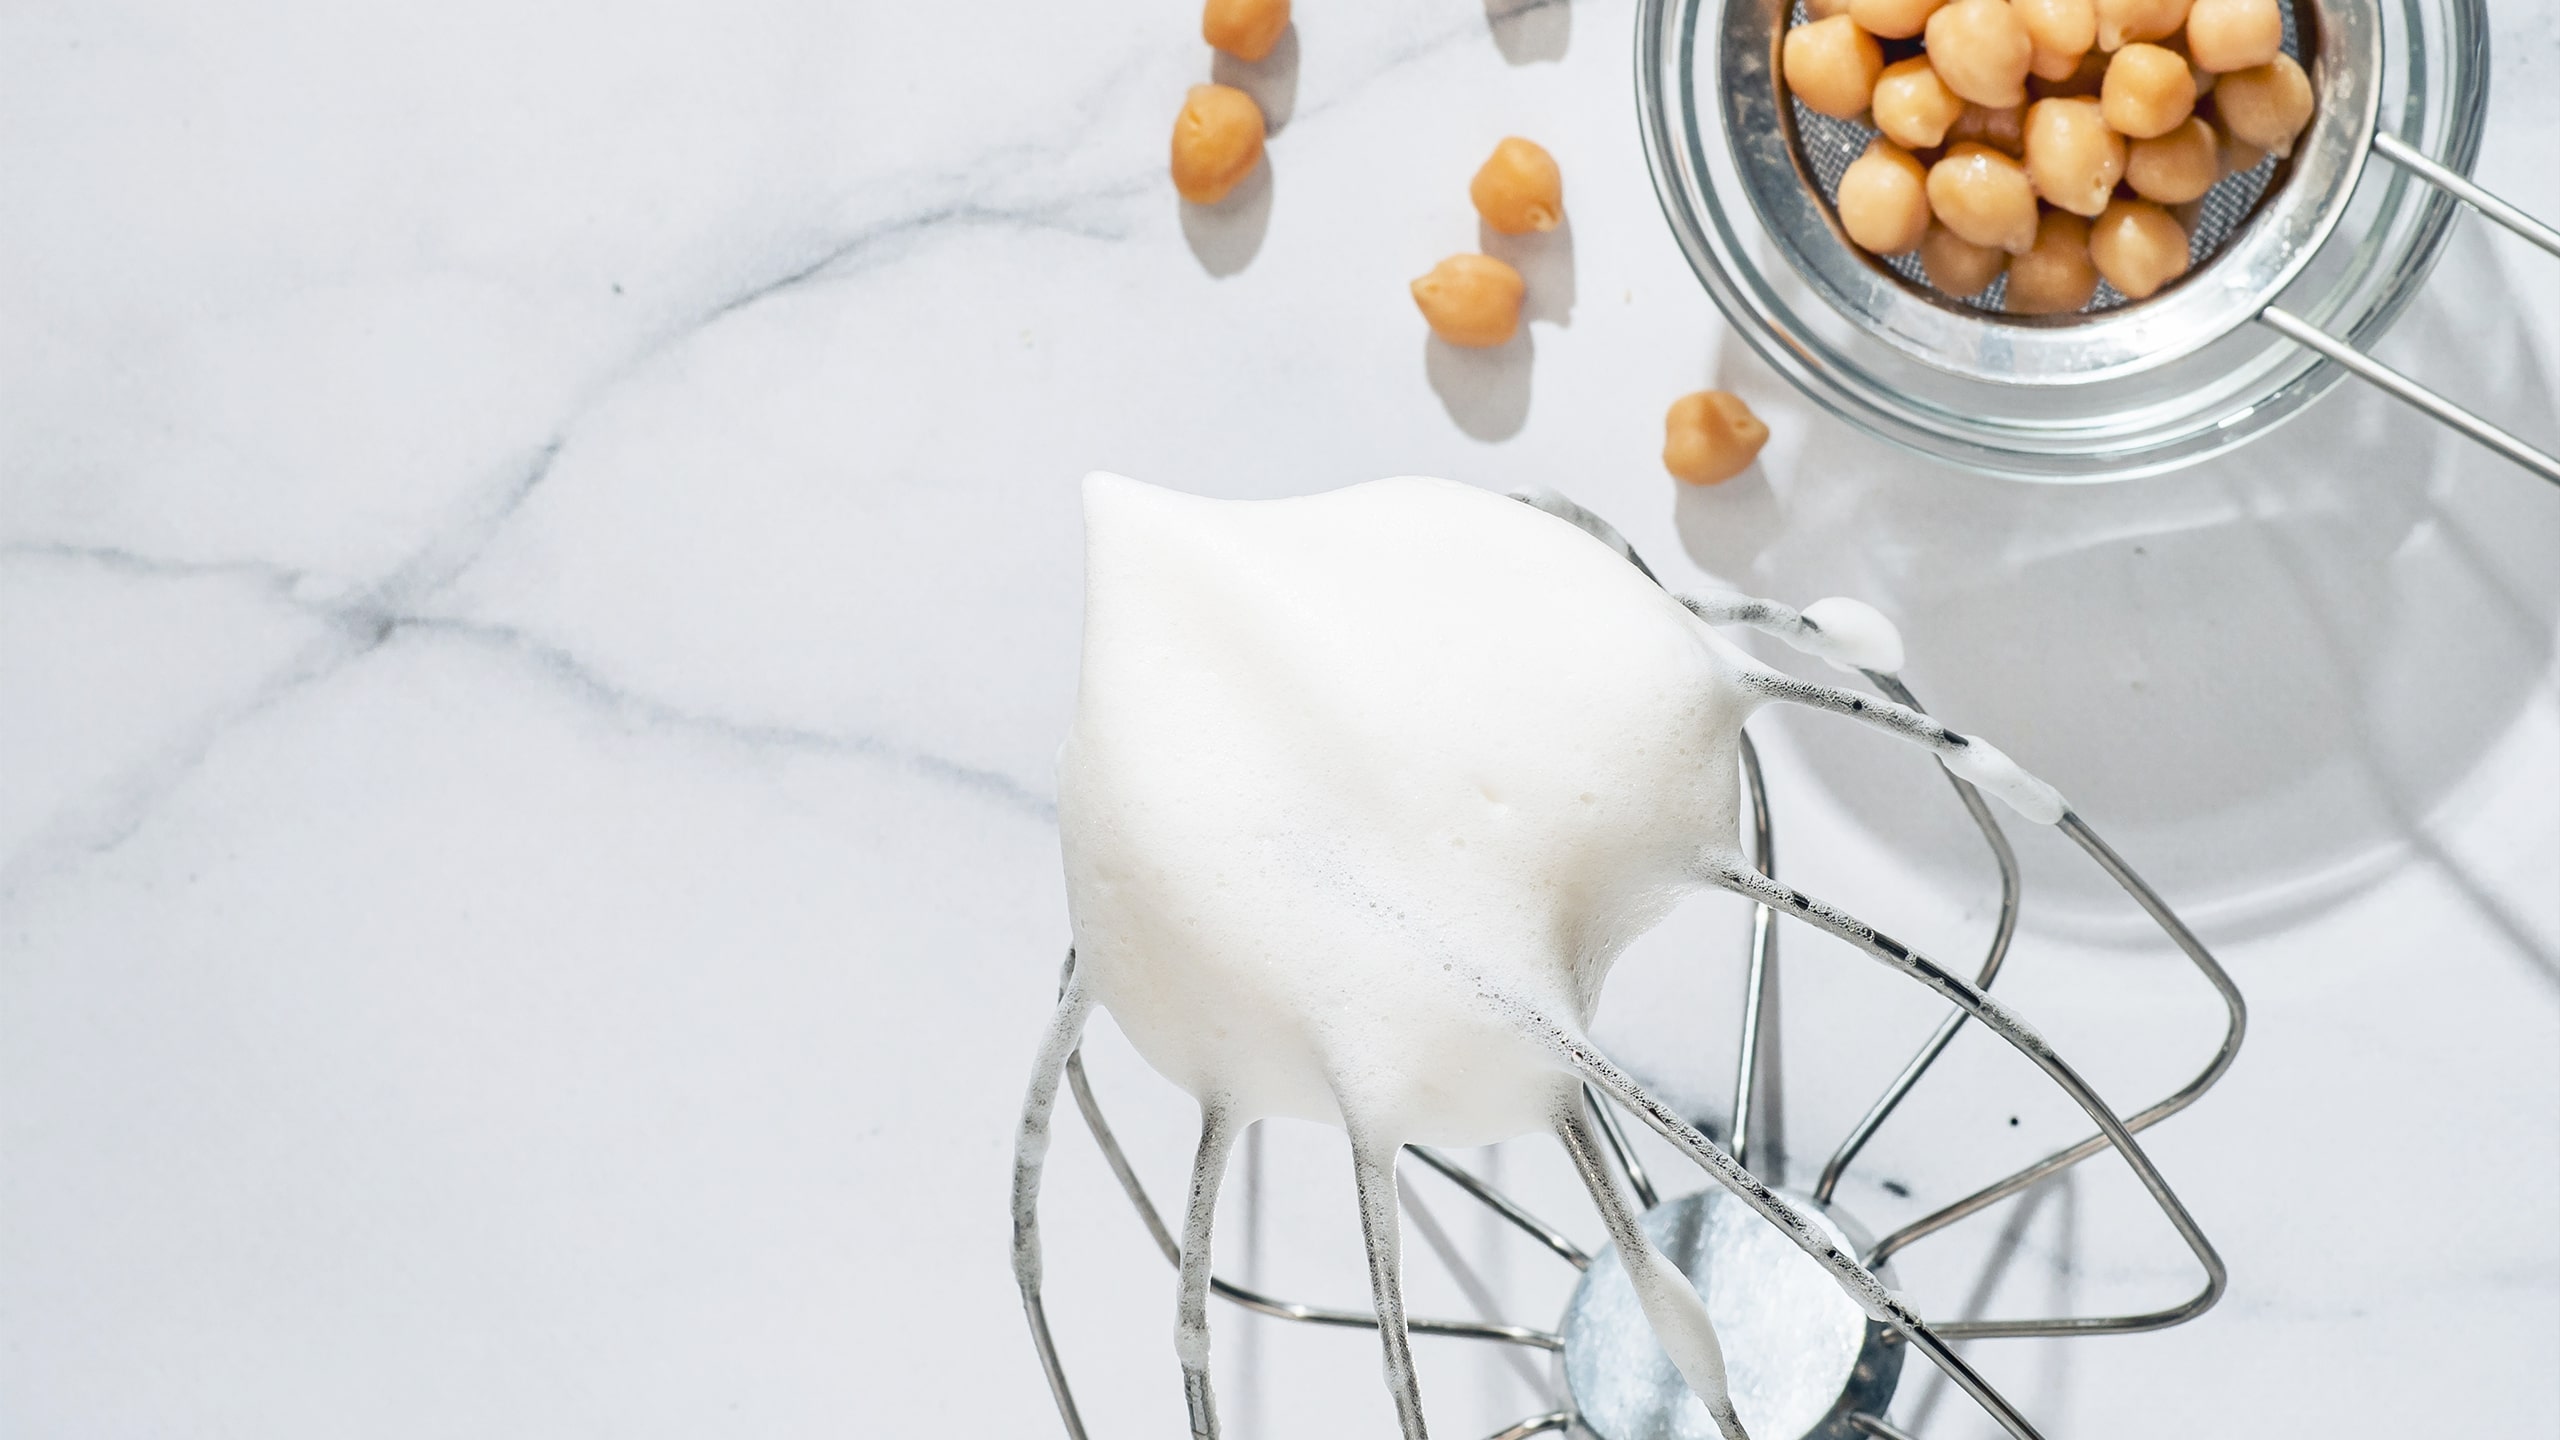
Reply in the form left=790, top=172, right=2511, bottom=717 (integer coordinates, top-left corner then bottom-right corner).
left=1673, top=456, right=1784, bottom=565
left=1484, top=0, right=1571, bottom=64
left=1181, top=154, right=1274, bottom=277
left=1480, top=214, right=1577, bottom=328
left=1211, top=25, right=1299, bottom=133
left=1685, top=222, right=2560, bottom=949
left=1425, top=329, right=1534, bottom=441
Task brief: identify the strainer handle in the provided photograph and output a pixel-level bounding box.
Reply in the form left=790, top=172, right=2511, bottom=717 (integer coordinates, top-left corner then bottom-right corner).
left=2256, top=308, right=2560, bottom=487
left=2252, top=135, right=2560, bottom=488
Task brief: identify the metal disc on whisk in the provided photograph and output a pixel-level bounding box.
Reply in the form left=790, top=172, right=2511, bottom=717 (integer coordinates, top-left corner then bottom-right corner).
left=1561, top=1190, right=1904, bottom=1440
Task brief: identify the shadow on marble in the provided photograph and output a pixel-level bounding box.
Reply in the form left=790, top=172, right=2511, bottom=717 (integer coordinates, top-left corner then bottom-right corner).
left=1182, top=155, right=1275, bottom=276
left=1212, top=24, right=1299, bottom=133
left=1674, top=221, right=2560, bottom=941
left=1482, top=213, right=1577, bottom=328
left=1898, top=1178, right=2079, bottom=1434
left=1426, top=329, right=1534, bottom=441
left=1485, top=0, right=1571, bottom=63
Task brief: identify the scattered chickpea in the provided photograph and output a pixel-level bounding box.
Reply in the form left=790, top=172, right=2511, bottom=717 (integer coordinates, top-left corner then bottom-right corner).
left=2023, top=97, right=2128, bottom=216
left=1410, top=254, right=1526, bottom=348
left=1804, top=0, right=1857, bottom=16
left=2088, top=196, right=2191, bottom=298
left=2014, top=0, right=2097, bottom=80
left=2184, top=0, right=2283, bottom=72
left=1783, top=16, right=1886, bottom=121
left=1849, top=0, right=1948, bottom=41
left=1872, top=56, right=1968, bottom=150
left=1921, top=221, right=2009, bottom=296
left=1202, top=0, right=1291, bottom=63
left=1838, top=138, right=1934, bottom=255
left=1945, top=101, right=2027, bottom=156
left=2006, top=210, right=2100, bottom=313
left=1925, top=0, right=2035, bottom=108
left=2216, top=54, right=2313, bottom=156
left=2125, top=117, right=2221, bottom=203
left=1170, top=84, right=1268, bottom=205
left=2101, top=43, right=2197, bottom=138
left=1471, top=137, right=1565, bottom=235
left=1927, top=142, right=2042, bottom=254
left=2093, top=0, right=2188, bottom=51
left=1663, top=391, right=1771, bottom=486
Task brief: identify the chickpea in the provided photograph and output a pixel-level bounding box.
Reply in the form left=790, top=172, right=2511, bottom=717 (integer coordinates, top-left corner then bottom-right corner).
left=2006, top=210, right=2099, bottom=312
left=2125, top=117, right=2220, bottom=202
left=2216, top=54, right=2313, bottom=156
left=2024, top=97, right=2127, bottom=216
left=1664, top=391, right=1771, bottom=486
left=2030, top=47, right=2110, bottom=98
left=1202, top=0, right=1291, bottom=63
left=1783, top=16, right=1886, bottom=121
left=1921, top=221, right=2009, bottom=295
left=1170, top=84, right=1267, bottom=205
left=2088, top=197, right=2190, bottom=298
left=1925, top=0, right=2035, bottom=108
left=1411, top=254, right=1526, bottom=348
left=1805, top=0, right=1856, bottom=16
left=1471, top=137, right=1565, bottom=235
left=2014, top=0, right=2096, bottom=80
left=1837, top=138, right=1934, bottom=254
left=1945, top=101, right=2027, bottom=156
left=2093, top=0, right=2187, bottom=51
left=1872, top=56, right=1968, bottom=149
left=2154, top=32, right=2217, bottom=96
left=1850, top=0, right=1948, bottom=40
left=2184, top=0, right=2282, bottom=71
left=2218, top=123, right=2269, bottom=176
left=2102, top=43, right=2196, bottom=137
left=1927, top=142, right=2041, bottom=254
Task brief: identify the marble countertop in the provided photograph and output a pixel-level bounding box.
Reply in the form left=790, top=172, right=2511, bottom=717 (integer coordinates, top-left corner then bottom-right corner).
left=4, top=3, right=2555, bottom=1437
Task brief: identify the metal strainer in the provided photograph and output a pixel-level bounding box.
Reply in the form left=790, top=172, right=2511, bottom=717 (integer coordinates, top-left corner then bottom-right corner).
left=1638, top=0, right=2560, bottom=482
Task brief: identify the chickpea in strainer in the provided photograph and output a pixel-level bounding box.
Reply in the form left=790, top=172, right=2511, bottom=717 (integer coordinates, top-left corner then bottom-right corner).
left=1838, top=138, right=1934, bottom=255
left=2006, top=210, right=2101, bottom=313
left=1872, top=56, right=1968, bottom=149
left=1784, top=16, right=1886, bottom=121
left=1927, top=142, right=2041, bottom=254
left=2088, top=196, right=2192, bottom=298
left=1926, top=0, right=2036, bottom=108
left=2216, top=54, right=2313, bottom=156
left=2024, top=97, right=2128, bottom=217
left=2125, top=118, right=2221, bottom=204
left=2102, top=42, right=2198, bottom=138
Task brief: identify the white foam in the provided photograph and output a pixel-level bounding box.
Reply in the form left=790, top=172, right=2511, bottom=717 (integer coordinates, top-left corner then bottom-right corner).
left=1798, top=596, right=1905, bottom=675
left=1058, top=473, right=1760, bottom=1145
left=1941, top=734, right=2068, bottom=825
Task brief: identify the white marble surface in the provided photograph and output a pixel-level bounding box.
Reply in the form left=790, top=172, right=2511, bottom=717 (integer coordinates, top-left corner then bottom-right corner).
left=4, top=3, right=2557, bottom=1437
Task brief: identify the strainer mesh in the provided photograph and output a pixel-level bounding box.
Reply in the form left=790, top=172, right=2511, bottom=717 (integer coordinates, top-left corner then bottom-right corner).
left=1783, top=1, right=2299, bottom=315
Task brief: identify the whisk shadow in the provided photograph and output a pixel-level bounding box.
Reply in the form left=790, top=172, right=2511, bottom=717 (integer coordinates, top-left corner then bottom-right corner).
left=1681, top=222, right=2560, bottom=944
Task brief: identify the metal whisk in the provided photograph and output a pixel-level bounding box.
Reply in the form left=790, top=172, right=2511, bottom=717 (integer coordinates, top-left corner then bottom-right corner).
left=1011, top=494, right=2247, bottom=1440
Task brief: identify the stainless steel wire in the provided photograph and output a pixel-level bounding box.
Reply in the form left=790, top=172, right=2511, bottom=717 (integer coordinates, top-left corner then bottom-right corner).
left=1407, top=1144, right=1592, bottom=1270
left=1813, top=671, right=2022, bottom=1207
left=1583, top=1083, right=1662, bottom=1211
left=1061, top=1050, right=1567, bottom=1351
left=1484, top=1413, right=1577, bottom=1440
left=1730, top=728, right=1781, bottom=1176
